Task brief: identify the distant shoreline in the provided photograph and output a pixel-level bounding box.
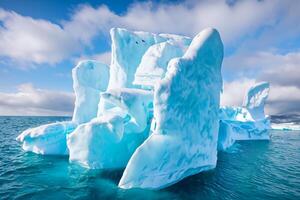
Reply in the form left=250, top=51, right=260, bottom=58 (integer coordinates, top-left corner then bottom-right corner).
left=0, top=115, right=72, bottom=117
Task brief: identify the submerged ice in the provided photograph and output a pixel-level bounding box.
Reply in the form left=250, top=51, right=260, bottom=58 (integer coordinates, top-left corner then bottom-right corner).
left=17, top=26, right=277, bottom=190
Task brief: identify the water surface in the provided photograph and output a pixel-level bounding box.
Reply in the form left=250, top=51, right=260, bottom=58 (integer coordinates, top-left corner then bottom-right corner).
left=0, top=116, right=300, bottom=199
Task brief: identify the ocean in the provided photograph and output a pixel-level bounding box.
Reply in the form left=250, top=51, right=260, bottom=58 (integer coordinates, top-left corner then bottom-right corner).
left=0, top=116, right=299, bottom=199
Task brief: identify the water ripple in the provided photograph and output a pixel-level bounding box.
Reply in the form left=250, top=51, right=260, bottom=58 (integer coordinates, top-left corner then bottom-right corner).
left=0, top=116, right=300, bottom=199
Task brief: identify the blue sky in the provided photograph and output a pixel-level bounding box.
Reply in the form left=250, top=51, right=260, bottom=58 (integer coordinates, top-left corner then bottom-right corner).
left=0, top=0, right=299, bottom=116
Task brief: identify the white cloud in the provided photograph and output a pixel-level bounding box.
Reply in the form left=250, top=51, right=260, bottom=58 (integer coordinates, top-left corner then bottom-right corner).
left=91, top=51, right=111, bottom=65
left=0, top=0, right=294, bottom=65
left=221, top=79, right=300, bottom=115
left=223, top=51, right=300, bottom=88
left=64, top=0, right=284, bottom=44
left=0, top=0, right=299, bottom=115
left=267, top=85, right=300, bottom=115
left=233, top=0, right=300, bottom=54
left=0, top=83, right=74, bottom=116
left=221, top=78, right=256, bottom=107
left=75, top=51, right=111, bottom=66
left=119, top=0, right=280, bottom=44
left=0, top=10, right=80, bottom=65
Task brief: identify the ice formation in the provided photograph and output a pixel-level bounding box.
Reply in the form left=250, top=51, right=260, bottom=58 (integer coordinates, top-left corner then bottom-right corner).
left=16, top=121, right=76, bottom=155
left=97, top=28, right=190, bottom=114
left=107, top=28, right=191, bottom=90
left=16, top=60, right=109, bottom=155
left=218, top=82, right=271, bottom=150
left=17, top=26, right=278, bottom=190
left=101, top=88, right=153, bottom=133
left=67, top=88, right=152, bottom=169
left=243, top=82, right=270, bottom=120
left=67, top=29, right=191, bottom=169
left=119, top=28, right=223, bottom=189
left=67, top=114, right=148, bottom=169
left=72, top=60, right=109, bottom=124
left=217, top=120, right=235, bottom=151
left=134, top=41, right=185, bottom=87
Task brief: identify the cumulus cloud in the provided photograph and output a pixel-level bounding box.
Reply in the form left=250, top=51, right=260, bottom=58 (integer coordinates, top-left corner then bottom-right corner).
left=0, top=0, right=299, bottom=115
left=0, top=83, right=74, bottom=116
left=0, top=10, right=80, bottom=65
left=221, top=79, right=300, bottom=115
left=221, top=78, right=256, bottom=107
left=223, top=51, right=300, bottom=88
left=0, top=0, right=294, bottom=65
left=75, top=51, right=111, bottom=66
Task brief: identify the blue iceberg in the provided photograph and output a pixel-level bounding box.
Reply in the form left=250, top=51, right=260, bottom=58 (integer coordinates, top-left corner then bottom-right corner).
left=16, top=121, right=76, bottom=155
left=218, top=82, right=271, bottom=151
left=16, top=60, right=109, bottom=155
left=17, top=26, right=276, bottom=190
left=67, top=28, right=191, bottom=169
left=67, top=88, right=152, bottom=169
left=119, top=28, right=223, bottom=189
left=72, top=60, right=109, bottom=124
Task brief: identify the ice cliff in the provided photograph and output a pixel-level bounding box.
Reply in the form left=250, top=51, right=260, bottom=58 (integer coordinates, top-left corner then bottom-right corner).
left=17, top=27, right=274, bottom=190
left=119, top=28, right=223, bottom=189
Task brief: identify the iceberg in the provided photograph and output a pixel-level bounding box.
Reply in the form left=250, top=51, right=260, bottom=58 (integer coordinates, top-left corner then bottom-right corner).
left=243, top=82, right=270, bottom=120
left=67, top=88, right=152, bottom=169
left=133, top=41, right=186, bottom=88
left=17, top=26, right=277, bottom=190
left=72, top=60, right=109, bottom=124
left=67, top=114, right=138, bottom=169
left=107, top=28, right=190, bottom=89
left=217, top=120, right=235, bottom=151
left=101, top=88, right=153, bottom=133
left=98, top=28, right=191, bottom=114
left=219, top=82, right=270, bottom=147
left=16, top=60, right=109, bottom=155
left=119, top=28, right=223, bottom=189
left=16, top=121, right=76, bottom=155
left=67, top=114, right=149, bottom=169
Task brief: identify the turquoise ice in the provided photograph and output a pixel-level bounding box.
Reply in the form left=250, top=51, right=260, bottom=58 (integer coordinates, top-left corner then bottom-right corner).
left=67, top=29, right=191, bottom=169
left=16, top=60, right=109, bottom=155
left=107, top=28, right=191, bottom=90
left=67, top=88, right=152, bottom=169
left=133, top=41, right=188, bottom=88
left=119, top=28, right=223, bottom=189
left=72, top=60, right=109, bottom=124
left=16, top=121, right=76, bottom=155
left=218, top=82, right=271, bottom=151
left=16, top=27, right=276, bottom=190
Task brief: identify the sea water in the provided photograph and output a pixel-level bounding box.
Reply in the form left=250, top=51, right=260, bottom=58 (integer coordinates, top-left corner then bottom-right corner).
left=0, top=116, right=300, bottom=199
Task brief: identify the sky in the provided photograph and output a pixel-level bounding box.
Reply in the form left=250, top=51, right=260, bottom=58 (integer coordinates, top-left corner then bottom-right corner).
left=0, top=0, right=299, bottom=116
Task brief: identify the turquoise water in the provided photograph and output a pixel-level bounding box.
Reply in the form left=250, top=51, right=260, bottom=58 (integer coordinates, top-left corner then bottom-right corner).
left=0, top=116, right=300, bottom=199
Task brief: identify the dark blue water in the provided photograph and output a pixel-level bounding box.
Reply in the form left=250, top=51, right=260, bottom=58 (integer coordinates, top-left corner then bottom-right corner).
left=0, top=116, right=300, bottom=200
